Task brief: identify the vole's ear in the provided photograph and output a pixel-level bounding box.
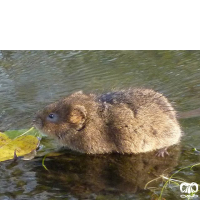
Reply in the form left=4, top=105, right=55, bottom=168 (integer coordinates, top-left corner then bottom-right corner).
left=69, top=105, right=87, bottom=130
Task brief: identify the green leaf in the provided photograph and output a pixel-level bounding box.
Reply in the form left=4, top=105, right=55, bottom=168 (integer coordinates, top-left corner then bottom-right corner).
left=4, top=127, right=43, bottom=139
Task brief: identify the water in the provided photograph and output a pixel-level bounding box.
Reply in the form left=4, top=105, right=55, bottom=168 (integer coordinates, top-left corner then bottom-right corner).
left=0, top=50, right=200, bottom=199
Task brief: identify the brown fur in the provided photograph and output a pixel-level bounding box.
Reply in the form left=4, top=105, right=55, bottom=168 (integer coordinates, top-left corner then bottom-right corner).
left=33, top=88, right=182, bottom=154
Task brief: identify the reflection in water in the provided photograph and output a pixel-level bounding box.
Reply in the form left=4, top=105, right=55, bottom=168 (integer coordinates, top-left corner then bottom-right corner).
left=0, top=145, right=181, bottom=199
left=36, top=145, right=181, bottom=199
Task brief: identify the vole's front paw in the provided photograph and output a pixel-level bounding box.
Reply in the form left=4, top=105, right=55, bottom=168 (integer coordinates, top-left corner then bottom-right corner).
left=156, top=147, right=169, bottom=157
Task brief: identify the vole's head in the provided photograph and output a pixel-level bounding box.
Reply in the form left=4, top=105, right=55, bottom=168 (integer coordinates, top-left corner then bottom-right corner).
left=33, top=92, right=88, bottom=142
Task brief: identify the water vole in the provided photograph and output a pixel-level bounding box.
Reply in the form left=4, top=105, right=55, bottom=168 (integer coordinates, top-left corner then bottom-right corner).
left=33, top=88, right=182, bottom=155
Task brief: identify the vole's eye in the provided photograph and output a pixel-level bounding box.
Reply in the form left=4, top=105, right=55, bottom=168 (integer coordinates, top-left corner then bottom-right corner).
left=47, top=113, right=58, bottom=122
left=49, top=113, right=54, bottom=119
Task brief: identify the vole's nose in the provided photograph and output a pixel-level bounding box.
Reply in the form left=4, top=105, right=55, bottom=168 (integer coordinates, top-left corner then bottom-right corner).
left=32, top=114, right=37, bottom=124
left=32, top=114, right=43, bottom=129
left=32, top=117, right=36, bottom=123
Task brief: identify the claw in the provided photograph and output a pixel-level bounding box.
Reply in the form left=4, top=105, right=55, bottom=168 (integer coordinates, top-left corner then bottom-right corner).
left=156, top=147, right=169, bottom=157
